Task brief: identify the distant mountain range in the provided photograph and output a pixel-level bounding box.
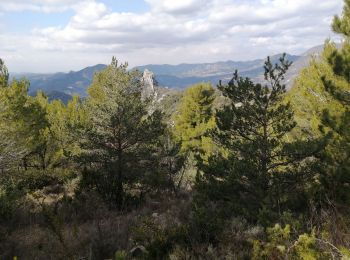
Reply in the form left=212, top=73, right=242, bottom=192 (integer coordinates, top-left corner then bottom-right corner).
left=11, top=45, right=325, bottom=102
left=12, top=64, right=106, bottom=99
left=137, top=54, right=300, bottom=89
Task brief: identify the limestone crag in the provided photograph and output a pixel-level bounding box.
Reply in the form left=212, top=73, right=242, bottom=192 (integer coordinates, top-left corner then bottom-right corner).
left=141, top=69, right=157, bottom=101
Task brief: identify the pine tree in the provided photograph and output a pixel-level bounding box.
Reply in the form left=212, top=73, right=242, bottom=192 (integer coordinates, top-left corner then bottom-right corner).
left=0, top=60, right=21, bottom=169
left=80, top=58, right=164, bottom=208
left=195, top=55, right=319, bottom=225
left=314, top=0, right=350, bottom=206
left=40, top=95, right=86, bottom=169
left=0, top=75, right=52, bottom=170
left=173, top=83, right=216, bottom=158
left=286, top=42, right=346, bottom=138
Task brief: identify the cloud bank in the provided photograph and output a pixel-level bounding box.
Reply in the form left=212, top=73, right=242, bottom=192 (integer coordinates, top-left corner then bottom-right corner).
left=0, top=0, right=344, bottom=72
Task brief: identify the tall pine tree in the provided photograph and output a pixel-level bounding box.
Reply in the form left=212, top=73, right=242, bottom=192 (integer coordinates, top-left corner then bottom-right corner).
left=80, top=58, right=164, bottom=208
left=314, top=0, right=350, bottom=206
left=173, top=82, right=216, bottom=158
left=195, top=55, right=319, bottom=227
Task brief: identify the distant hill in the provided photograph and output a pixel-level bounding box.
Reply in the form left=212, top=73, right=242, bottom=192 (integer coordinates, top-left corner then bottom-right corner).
left=13, top=64, right=107, bottom=99
left=137, top=54, right=300, bottom=88
left=46, top=91, right=73, bottom=104
left=11, top=45, right=326, bottom=101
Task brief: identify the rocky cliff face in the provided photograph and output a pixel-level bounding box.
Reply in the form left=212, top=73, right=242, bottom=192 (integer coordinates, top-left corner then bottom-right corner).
left=141, top=69, right=157, bottom=101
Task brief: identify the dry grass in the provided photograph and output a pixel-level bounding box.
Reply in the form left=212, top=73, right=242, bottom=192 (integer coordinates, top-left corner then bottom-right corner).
left=0, top=184, right=192, bottom=260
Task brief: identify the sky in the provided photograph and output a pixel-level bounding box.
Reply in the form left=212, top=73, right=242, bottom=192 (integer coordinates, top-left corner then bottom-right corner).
left=0, top=0, right=344, bottom=73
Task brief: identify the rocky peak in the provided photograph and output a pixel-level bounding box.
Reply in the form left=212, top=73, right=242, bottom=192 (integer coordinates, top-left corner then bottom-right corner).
left=141, top=69, right=157, bottom=101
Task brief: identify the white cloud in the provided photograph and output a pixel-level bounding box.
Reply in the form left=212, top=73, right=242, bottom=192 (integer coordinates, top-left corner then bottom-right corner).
left=33, top=0, right=342, bottom=49
left=145, top=0, right=209, bottom=15
left=0, top=0, right=345, bottom=72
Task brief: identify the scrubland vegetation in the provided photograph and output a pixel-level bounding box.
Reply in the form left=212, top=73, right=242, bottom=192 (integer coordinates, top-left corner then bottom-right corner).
left=1, top=2, right=350, bottom=259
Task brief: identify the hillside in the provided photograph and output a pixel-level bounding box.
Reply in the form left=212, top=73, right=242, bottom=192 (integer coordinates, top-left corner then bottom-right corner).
left=14, top=64, right=107, bottom=99
left=137, top=54, right=300, bottom=88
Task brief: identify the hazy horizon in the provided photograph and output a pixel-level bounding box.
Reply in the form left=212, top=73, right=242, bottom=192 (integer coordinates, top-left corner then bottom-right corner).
left=10, top=46, right=310, bottom=75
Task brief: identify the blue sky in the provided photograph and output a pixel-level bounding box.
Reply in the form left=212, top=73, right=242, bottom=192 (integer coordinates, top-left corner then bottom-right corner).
left=0, top=0, right=344, bottom=73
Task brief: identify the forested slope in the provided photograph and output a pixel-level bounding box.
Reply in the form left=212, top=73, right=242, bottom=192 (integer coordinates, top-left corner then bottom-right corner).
left=0, top=2, right=350, bottom=259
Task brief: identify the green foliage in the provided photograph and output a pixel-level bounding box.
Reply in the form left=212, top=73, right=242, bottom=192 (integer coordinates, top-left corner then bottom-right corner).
left=2, top=7, right=350, bottom=255
left=0, top=68, right=83, bottom=171
left=294, top=233, right=325, bottom=260
left=332, top=0, right=350, bottom=38
left=190, top=201, right=225, bottom=243
left=195, top=55, right=319, bottom=227
left=79, top=58, right=165, bottom=207
left=305, top=0, right=350, bottom=208
left=0, top=78, right=49, bottom=170
left=114, top=250, right=127, bottom=260
left=146, top=130, right=186, bottom=193
left=16, top=168, right=73, bottom=192
left=253, top=225, right=335, bottom=260
left=44, top=95, right=86, bottom=167
left=252, top=224, right=291, bottom=259
left=280, top=4, right=350, bottom=249
left=173, top=83, right=216, bottom=158
left=132, top=217, right=188, bottom=259
left=340, top=247, right=350, bottom=259
left=287, top=43, right=346, bottom=137
left=0, top=60, right=84, bottom=232
left=0, top=180, right=22, bottom=221
left=0, top=58, right=9, bottom=88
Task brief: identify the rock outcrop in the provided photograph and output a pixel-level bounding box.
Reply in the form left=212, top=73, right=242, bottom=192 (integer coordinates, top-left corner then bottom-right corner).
left=141, top=69, right=157, bottom=101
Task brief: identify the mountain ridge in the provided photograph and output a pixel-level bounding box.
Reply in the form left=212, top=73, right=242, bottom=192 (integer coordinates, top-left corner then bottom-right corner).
left=11, top=45, right=325, bottom=101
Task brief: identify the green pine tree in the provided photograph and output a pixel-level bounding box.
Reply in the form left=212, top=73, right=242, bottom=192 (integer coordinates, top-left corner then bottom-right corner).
left=314, top=0, right=350, bottom=206
left=195, top=55, right=319, bottom=227
left=173, top=82, right=216, bottom=159
left=287, top=42, right=346, bottom=138
left=80, top=58, right=164, bottom=208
